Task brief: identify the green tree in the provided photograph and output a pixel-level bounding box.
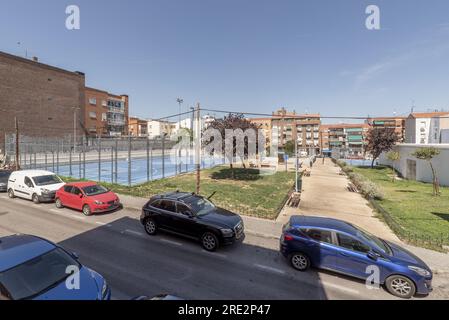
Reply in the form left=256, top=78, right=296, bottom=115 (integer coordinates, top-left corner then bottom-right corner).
left=283, top=140, right=296, bottom=157
left=412, top=147, right=441, bottom=196
left=386, top=151, right=400, bottom=182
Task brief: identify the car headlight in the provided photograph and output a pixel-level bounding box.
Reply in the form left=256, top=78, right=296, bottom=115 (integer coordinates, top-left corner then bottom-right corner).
left=221, top=228, right=234, bottom=237
left=408, top=266, right=431, bottom=277
left=95, top=200, right=104, bottom=205
left=101, top=280, right=109, bottom=299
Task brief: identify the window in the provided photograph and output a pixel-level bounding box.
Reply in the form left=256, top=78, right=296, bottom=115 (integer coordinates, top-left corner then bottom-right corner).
left=102, top=100, right=107, bottom=107
left=177, top=203, right=192, bottom=216
left=102, top=113, right=107, bottom=122
left=337, top=233, right=370, bottom=253
left=150, top=200, right=162, bottom=209
left=89, top=112, right=97, bottom=119
left=71, top=187, right=82, bottom=196
left=302, top=229, right=333, bottom=244
left=63, top=186, right=73, bottom=193
left=89, top=98, right=97, bottom=105
left=24, top=177, right=34, bottom=188
left=159, top=200, right=176, bottom=212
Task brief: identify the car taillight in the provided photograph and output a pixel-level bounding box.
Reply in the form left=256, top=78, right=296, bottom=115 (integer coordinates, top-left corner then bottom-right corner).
left=284, top=234, right=294, bottom=241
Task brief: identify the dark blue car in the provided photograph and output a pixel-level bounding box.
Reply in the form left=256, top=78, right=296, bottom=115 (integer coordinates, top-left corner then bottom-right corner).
left=0, top=235, right=111, bottom=300
left=280, top=216, right=433, bottom=299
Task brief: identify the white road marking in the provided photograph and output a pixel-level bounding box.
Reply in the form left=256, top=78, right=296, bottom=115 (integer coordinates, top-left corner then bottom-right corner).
left=95, top=221, right=112, bottom=227
left=160, top=238, right=183, bottom=246
left=320, top=281, right=360, bottom=295
left=201, top=250, right=227, bottom=258
left=49, top=209, right=86, bottom=220
left=254, top=264, right=286, bottom=275
left=123, top=229, right=145, bottom=237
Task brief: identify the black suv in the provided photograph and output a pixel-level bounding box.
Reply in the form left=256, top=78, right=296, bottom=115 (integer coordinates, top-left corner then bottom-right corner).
left=140, top=192, right=245, bottom=251
left=0, top=170, right=12, bottom=192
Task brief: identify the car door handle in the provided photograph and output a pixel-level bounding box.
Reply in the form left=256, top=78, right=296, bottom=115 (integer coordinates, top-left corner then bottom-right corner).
left=339, top=252, right=350, bottom=257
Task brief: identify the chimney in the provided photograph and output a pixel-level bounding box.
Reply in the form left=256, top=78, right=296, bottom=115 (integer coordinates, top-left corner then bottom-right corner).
left=32, top=56, right=38, bottom=62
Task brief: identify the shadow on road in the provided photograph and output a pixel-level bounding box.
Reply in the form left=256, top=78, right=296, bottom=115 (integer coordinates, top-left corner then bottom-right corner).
left=57, top=216, right=328, bottom=300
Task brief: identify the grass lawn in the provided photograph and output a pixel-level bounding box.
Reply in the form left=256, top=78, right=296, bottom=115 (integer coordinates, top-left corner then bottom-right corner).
left=351, top=166, right=449, bottom=245
left=63, top=166, right=296, bottom=220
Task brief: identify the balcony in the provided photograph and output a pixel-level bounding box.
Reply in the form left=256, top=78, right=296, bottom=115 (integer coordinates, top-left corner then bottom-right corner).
left=108, top=118, right=125, bottom=126
left=108, top=107, right=125, bottom=114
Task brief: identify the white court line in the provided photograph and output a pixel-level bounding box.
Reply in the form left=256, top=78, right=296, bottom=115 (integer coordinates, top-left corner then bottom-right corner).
left=320, top=281, right=360, bottom=295
left=254, top=264, right=286, bottom=275
left=95, top=221, right=112, bottom=227
left=123, top=229, right=145, bottom=237
left=160, top=238, right=183, bottom=246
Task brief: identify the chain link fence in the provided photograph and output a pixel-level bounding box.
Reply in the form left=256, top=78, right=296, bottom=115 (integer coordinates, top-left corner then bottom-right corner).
left=2, top=134, right=223, bottom=186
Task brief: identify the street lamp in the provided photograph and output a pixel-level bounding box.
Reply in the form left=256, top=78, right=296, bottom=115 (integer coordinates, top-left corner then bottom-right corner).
left=177, top=98, right=184, bottom=125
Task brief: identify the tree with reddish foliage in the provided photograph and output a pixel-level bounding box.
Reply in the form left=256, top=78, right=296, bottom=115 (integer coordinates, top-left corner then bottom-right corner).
left=365, top=128, right=399, bottom=168
left=204, top=113, right=262, bottom=178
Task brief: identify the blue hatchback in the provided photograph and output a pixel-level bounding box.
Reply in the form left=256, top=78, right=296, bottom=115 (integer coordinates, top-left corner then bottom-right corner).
left=0, top=235, right=111, bottom=300
left=280, top=216, right=433, bottom=299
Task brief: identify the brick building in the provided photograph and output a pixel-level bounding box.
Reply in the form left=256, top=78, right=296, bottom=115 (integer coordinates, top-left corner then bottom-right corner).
left=0, top=51, right=85, bottom=152
left=128, top=117, right=148, bottom=137
left=367, top=116, right=406, bottom=142
left=84, top=87, right=129, bottom=137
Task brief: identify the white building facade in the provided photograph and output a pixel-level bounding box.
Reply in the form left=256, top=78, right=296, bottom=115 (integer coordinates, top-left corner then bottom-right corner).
left=405, top=112, right=449, bottom=144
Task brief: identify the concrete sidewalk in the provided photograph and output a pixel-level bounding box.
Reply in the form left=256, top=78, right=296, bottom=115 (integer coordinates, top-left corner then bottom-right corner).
left=279, top=158, right=449, bottom=274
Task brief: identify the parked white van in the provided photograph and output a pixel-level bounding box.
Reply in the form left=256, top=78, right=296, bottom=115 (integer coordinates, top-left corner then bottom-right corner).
left=7, top=170, right=65, bottom=203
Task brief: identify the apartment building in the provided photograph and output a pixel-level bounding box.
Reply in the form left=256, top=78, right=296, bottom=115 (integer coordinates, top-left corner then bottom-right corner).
left=249, top=117, right=272, bottom=150
left=85, top=87, right=129, bottom=137
left=128, top=117, right=148, bottom=137
left=320, top=123, right=369, bottom=158
left=0, top=51, right=85, bottom=152
left=367, top=116, right=406, bottom=142
left=405, top=112, right=449, bottom=144
left=271, top=108, right=321, bottom=155
left=147, top=120, right=176, bottom=139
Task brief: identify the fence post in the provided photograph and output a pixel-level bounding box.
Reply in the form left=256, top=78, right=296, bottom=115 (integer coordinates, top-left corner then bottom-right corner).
left=78, top=152, right=82, bottom=179
left=98, top=137, right=101, bottom=182
left=56, top=145, right=59, bottom=174
left=69, top=148, right=73, bottom=176
left=162, top=135, right=165, bottom=178
left=52, top=151, right=55, bottom=173
left=44, top=153, right=47, bottom=171
left=111, top=147, right=114, bottom=184
left=82, top=146, right=86, bottom=180
left=34, top=152, right=36, bottom=169
left=150, top=147, right=153, bottom=181
left=115, top=140, right=118, bottom=184
left=128, top=135, right=132, bottom=187
left=146, top=139, right=150, bottom=182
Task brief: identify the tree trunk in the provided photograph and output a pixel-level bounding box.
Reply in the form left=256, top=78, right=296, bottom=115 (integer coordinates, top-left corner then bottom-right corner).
left=230, top=163, right=235, bottom=179
left=371, top=158, right=375, bottom=169
left=391, top=166, right=396, bottom=183
left=429, top=161, right=440, bottom=196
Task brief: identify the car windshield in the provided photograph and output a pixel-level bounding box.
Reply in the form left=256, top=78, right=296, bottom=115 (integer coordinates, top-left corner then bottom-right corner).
left=32, top=175, right=62, bottom=186
left=185, top=197, right=216, bottom=216
left=82, top=185, right=109, bottom=196
left=353, top=224, right=392, bottom=255
left=0, top=172, right=11, bottom=182
left=0, top=248, right=80, bottom=300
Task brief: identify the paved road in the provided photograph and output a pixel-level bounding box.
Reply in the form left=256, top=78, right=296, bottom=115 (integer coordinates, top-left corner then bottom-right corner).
left=0, top=193, right=433, bottom=300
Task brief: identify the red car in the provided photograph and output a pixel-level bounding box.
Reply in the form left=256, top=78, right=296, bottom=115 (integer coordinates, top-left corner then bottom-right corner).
left=55, top=182, right=121, bottom=216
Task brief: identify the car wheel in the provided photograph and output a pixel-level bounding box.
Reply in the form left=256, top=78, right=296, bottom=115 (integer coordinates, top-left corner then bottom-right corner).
left=144, top=218, right=157, bottom=235
left=201, top=232, right=219, bottom=252
left=386, top=275, right=416, bottom=299
left=290, top=252, right=310, bottom=271
left=8, top=189, right=15, bottom=199
left=32, top=193, right=40, bottom=204
left=82, top=205, right=92, bottom=216
left=55, top=198, right=64, bottom=209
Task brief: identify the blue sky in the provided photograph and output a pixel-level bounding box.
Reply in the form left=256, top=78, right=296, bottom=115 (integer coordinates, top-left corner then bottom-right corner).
left=2, top=0, right=449, bottom=122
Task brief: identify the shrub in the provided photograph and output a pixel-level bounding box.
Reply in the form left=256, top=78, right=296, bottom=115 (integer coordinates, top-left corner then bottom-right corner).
left=347, top=172, right=384, bottom=200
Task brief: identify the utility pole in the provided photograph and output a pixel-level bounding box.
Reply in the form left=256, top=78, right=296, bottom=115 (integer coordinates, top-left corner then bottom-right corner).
left=195, top=103, right=201, bottom=194
left=177, top=98, right=184, bottom=125
left=295, top=139, right=299, bottom=193
left=15, top=117, right=20, bottom=170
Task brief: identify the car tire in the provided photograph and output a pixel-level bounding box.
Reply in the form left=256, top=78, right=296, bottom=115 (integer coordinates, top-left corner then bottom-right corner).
left=201, top=232, right=219, bottom=252
left=55, top=198, right=64, bottom=209
left=8, top=189, right=15, bottom=199
left=82, top=205, right=92, bottom=216
left=385, top=275, right=416, bottom=299
left=143, top=218, right=158, bottom=235
left=290, top=252, right=311, bottom=271
left=32, top=193, right=40, bottom=204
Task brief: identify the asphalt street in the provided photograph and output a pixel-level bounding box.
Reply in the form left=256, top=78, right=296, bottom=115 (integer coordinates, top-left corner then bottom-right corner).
left=0, top=193, right=444, bottom=300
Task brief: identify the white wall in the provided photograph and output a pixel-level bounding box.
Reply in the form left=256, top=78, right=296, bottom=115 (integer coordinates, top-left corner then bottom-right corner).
left=379, top=144, right=449, bottom=186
